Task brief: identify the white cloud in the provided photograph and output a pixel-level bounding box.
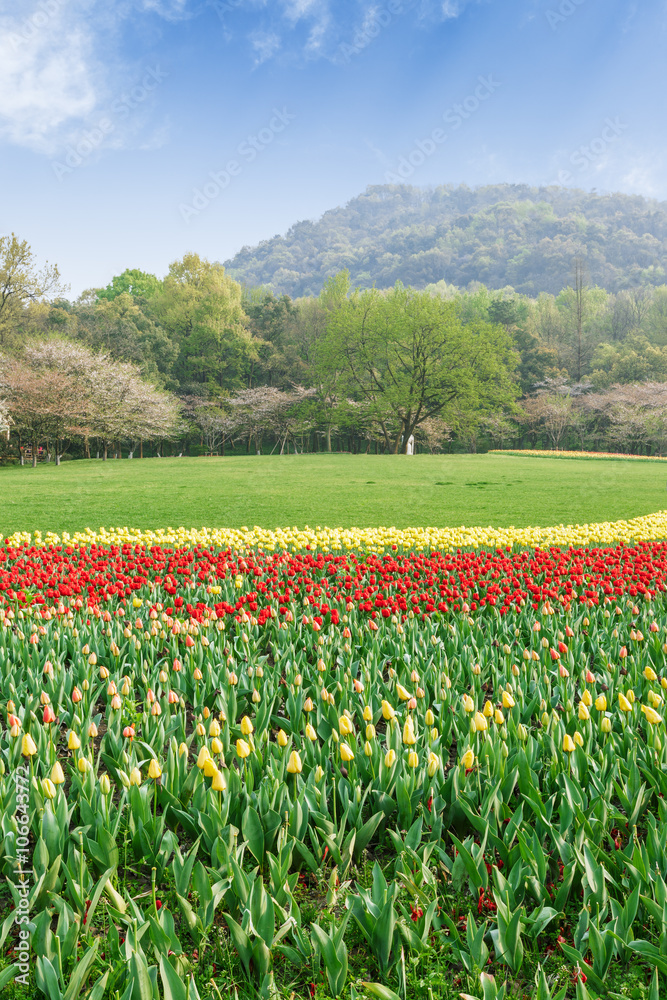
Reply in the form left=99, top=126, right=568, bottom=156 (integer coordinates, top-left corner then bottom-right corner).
left=0, top=0, right=178, bottom=156
left=250, top=29, right=282, bottom=63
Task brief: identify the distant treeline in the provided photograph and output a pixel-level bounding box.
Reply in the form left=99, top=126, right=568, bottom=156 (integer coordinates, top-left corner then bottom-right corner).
left=2, top=223, right=667, bottom=464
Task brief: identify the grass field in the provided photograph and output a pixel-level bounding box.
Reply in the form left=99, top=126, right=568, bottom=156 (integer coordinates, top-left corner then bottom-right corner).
left=1, top=452, right=666, bottom=535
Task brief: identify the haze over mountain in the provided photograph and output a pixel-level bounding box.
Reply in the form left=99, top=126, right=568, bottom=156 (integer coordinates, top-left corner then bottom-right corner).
left=223, top=184, right=667, bottom=298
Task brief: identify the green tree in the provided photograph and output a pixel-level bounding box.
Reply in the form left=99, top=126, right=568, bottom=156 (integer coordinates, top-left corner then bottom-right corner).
left=73, top=293, right=178, bottom=385
left=0, top=234, right=63, bottom=347
left=317, top=279, right=518, bottom=453
left=97, top=268, right=161, bottom=301
left=152, top=254, right=257, bottom=392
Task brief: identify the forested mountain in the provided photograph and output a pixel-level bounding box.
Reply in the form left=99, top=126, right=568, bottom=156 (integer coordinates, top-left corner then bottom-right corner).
left=223, top=183, right=667, bottom=297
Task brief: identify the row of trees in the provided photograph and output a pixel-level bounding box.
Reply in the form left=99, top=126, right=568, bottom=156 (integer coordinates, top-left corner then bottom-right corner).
left=3, top=232, right=667, bottom=461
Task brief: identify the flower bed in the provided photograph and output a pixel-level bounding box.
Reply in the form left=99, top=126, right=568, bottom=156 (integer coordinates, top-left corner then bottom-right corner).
left=2, top=525, right=667, bottom=997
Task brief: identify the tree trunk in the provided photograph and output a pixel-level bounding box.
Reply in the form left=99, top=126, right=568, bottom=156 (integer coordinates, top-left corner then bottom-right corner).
left=103, top=443, right=107, bottom=461
left=326, top=426, right=332, bottom=452
left=140, top=440, right=143, bottom=459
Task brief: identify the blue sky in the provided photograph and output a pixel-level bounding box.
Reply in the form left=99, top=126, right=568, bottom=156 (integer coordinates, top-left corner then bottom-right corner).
left=1, top=0, right=665, bottom=296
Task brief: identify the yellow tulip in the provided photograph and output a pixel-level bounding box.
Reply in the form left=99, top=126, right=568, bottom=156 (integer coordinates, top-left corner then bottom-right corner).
left=425, top=708, right=434, bottom=726
left=573, top=731, right=584, bottom=747
left=578, top=703, right=590, bottom=721
left=595, top=694, right=607, bottom=712
left=41, top=778, right=56, bottom=799
left=407, top=750, right=419, bottom=768
left=211, top=769, right=227, bottom=791
left=366, top=724, right=376, bottom=739
left=461, top=748, right=475, bottom=769
left=129, top=767, right=142, bottom=786
left=305, top=723, right=317, bottom=741
left=403, top=719, right=416, bottom=745
left=462, top=694, right=474, bottom=713
left=618, top=693, right=632, bottom=712
left=21, top=733, right=37, bottom=757
left=642, top=705, right=663, bottom=725
left=582, top=689, right=592, bottom=707
left=396, top=683, right=410, bottom=701
left=148, top=759, right=162, bottom=779
left=562, top=734, right=575, bottom=752
left=51, top=761, right=65, bottom=784
left=236, top=739, right=251, bottom=759
left=211, top=737, right=223, bottom=754
left=494, top=709, right=504, bottom=725
left=502, top=691, right=515, bottom=709
left=67, top=731, right=81, bottom=751
left=286, top=750, right=303, bottom=774
left=197, top=746, right=211, bottom=768
left=339, top=715, right=353, bottom=735
left=382, top=700, right=395, bottom=720
left=100, top=773, right=111, bottom=795
left=362, top=705, right=372, bottom=721
left=384, top=749, right=396, bottom=768
left=78, top=757, right=91, bottom=773
left=208, top=719, right=220, bottom=738
left=427, top=752, right=440, bottom=777
left=340, top=742, right=354, bottom=762
left=473, top=712, right=487, bottom=732
left=644, top=666, right=657, bottom=682
left=601, top=717, right=612, bottom=734
left=240, top=716, right=254, bottom=735
left=277, top=729, right=288, bottom=747
left=483, top=700, right=493, bottom=718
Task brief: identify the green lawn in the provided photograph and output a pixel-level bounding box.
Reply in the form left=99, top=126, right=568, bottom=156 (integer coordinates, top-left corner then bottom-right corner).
left=1, top=453, right=666, bottom=535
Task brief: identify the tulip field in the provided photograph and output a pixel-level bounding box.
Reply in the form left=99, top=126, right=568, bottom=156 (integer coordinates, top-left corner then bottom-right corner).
left=3, top=516, right=667, bottom=1000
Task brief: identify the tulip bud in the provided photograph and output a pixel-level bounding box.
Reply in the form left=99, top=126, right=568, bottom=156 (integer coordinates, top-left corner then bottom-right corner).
left=129, top=767, right=142, bottom=786
left=427, top=751, right=439, bottom=777
left=236, top=739, right=251, bottom=759
left=68, top=731, right=81, bottom=751
left=78, top=757, right=91, bottom=774
left=384, top=749, right=396, bottom=768
left=51, top=761, right=65, bottom=784
left=473, top=711, right=487, bottom=732
left=314, top=765, right=325, bottom=782
left=562, top=734, right=575, bottom=752
left=461, top=748, right=474, bottom=769
left=42, top=778, right=56, bottom=800
left=601, top=716, right=612, bottom=734
left=212, top=768, right=227, bottom=791
left=100, top=773, right=111, bottom=795
left=340, top=742, right=354, bottom=762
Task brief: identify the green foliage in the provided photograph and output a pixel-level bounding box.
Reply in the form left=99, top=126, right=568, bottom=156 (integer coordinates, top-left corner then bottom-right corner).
left=223, top=183, right=667, bottom=297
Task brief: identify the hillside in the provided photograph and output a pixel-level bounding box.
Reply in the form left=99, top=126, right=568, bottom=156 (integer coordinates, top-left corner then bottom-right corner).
left=223, top=183, right=667, bottom=297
